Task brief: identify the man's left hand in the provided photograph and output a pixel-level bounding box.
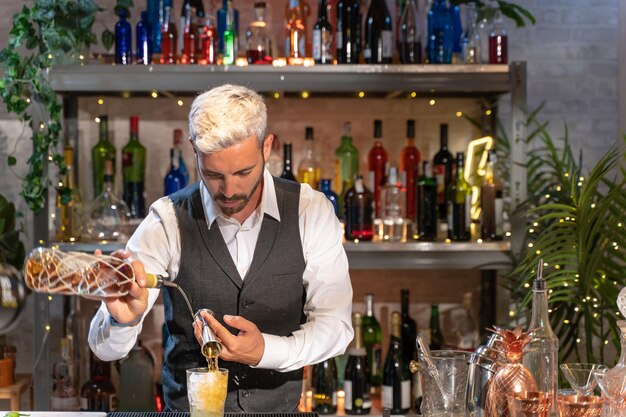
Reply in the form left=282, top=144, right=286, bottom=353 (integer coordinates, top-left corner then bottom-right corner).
left=194, top=312, right=265, bottom=367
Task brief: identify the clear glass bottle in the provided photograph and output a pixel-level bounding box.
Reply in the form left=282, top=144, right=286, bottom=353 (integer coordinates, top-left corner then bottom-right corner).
left=381, top=167, right=406, bottom=242
left=56, top=146, right=82, bottom=243
left=522, top=261, right=558, bottom=413
left=298, top=127, right=321, bottom=189
left=399, top=0, right=421, bottom=64
left=51, top=337, right=80, bottom=411
left=246, top=2, right=273, bottom=64
left=462, top=2, right=481, bottom=64
left=265, top=134, right=283, bottom=176
left=286, top=0, right=308, bottom=61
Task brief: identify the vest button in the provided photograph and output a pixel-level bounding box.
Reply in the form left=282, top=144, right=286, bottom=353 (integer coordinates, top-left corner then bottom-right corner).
left=242, top=299, right=254, bottom=309
left=242, top=390, right=250, bottom=398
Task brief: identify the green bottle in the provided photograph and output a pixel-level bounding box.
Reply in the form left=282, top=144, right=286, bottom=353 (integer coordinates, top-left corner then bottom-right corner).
left=122, top=116, right=147, bottom=218
left=223, top=0, right=236, bottom=65
left=334, top=122, right=359, bottom=213
left=92, top=115, right=116, bottom=198
left=449, top=152, right=471, bottom=241
left=429, top=304, right=444, bottom=350
left=362, top=293, right=382, bottom=389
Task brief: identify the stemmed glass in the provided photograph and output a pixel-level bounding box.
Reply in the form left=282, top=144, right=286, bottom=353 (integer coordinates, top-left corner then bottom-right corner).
left=594, top=367, right=626, bottom=416
left=560, top=363, right=606, bottom=396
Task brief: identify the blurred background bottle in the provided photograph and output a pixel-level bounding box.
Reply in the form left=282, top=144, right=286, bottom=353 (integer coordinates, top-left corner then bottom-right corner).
left=363, top=293, right=382, bottom=391
left=344, top=312, right=371, bottom=415
left=344, top=176, right=374, bottom=241
left=298, top=127, right=321, bottom=189
left=312, top=357, right=337, bottom=414
left=122, top=116, right=146, bottom=219
left=382, top=311, right=411, bottom=414
left=91, top=115, right=116, bottom=199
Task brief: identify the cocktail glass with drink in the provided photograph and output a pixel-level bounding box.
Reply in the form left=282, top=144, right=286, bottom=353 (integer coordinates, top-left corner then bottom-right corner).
left=187, top=367, right=229, bottom=417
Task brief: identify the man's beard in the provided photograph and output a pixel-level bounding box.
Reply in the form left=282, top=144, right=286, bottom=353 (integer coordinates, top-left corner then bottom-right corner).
left=214, top=168, right=264, bottom=215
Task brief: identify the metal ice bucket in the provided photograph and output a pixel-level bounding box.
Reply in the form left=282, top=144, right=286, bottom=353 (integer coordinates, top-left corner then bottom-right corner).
left=465, top=336, right=505, bottom=417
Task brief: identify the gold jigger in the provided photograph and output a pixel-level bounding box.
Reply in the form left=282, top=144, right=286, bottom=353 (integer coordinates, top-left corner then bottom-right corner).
left=557, top=395, right=604, bottom=417
left=508, top=391, right=553, bottom=417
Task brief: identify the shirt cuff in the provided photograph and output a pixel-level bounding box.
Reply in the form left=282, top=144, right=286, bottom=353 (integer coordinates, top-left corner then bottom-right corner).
left=254, top=333, right=290, bottom=370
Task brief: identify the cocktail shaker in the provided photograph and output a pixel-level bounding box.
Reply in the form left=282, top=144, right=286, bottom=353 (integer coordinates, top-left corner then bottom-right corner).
left=466, top=334, right=504, bottom=417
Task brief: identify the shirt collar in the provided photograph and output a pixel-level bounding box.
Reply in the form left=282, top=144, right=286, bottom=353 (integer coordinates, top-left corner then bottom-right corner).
left=200, top=167, right=281, bottom=228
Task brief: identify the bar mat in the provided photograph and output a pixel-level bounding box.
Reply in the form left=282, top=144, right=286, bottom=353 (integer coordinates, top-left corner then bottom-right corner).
left=108, top=413, right=319, bottom=417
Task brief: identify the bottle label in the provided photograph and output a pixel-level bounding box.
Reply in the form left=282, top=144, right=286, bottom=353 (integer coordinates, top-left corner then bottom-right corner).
left=355, top=180, right=365, bottom=194
left=382, top=30, right=393, bottom=58
left=434, top=164, right=445, bottom=204
left=336, top=27, right=343, bottom=49
left=368, top=171, right=375, bottom=192
left=80, top=397, right=88, bottom=411
left=401, top=379, right=411, bottom=409
left=313, top=29, right=321, bottom=59
left=465, top=195, right=472, bottom=227
left=364, top=47, right=372, bottom=59
left=322, top=31, right=333, bottom=61
left=344, top=380, right=353, bottom=410
left=109, top=393, right=118, bottom=411
left=400, top=171, right=407, bottom=188
left=332, top=391, right=337, bottom=406
left=382, top=385, right=393, bottom=409
left=495, top=197, right=504, bottom=236
left=122, top=151, right=133, bottom=168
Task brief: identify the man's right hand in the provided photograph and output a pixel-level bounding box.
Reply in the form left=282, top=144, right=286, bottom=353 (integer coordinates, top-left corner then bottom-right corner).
left=98, top=249, right=150, bottom=326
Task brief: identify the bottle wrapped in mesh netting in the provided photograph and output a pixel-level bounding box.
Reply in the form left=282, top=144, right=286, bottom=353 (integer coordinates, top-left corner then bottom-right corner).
left=24, top=247, right=160, bottom=299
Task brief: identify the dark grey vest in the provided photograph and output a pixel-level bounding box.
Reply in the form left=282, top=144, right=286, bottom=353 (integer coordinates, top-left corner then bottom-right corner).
left=162, top=178, right=306, bottom=412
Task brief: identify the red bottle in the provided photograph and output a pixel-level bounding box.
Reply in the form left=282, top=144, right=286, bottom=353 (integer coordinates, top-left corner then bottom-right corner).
left=182, top=4, right=199, bottom=64
left=488, top=10, right=507, bottom=64
left=399, top=119, right=420, bottom=220
left=368, top=119, right=388, bottom=218
left=160, top=6, right=178, bottom=64
left=200, top=16, right=219, bottom=65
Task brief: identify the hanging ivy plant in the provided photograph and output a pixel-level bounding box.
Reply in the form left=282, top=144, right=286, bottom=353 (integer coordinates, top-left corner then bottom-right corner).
left=452, top=0, right=536, bottom=27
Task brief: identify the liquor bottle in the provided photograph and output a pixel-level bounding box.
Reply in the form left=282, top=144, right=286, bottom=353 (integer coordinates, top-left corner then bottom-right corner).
left=399, top=119, right=420, bottom=220
left=416, top=161, right=437, bottom=241
left=400, top=289, right=422, bottom=411
left=80, top=353, right=117, bottom=411
left=313, top=0, right=333, bottom=64
left=280, top=143, right=298, bottom=182
left=136, top=11, right=153, bottom=65
left=200, top=12, right=219, bottom=64
left=51, top=338, right=80, bottom=411
left=217, top=0, right=240, bottom=55
left=122, top=116, right=147, bottom=218
left=488, top=9, right=507, bottom=64
left=182, top=3, right=199, bottom=64
left=363, top=0, right=393, bottom=64
left=462, top=2, right=481, bottom=64
left=429, top=304, right=443, bottom=350
left=164, top=148, right=187, bottom=196
left=382, top=311, right=411, bottom=414
left=286, top=0, right=307, bottom=61
left=344, top=176, right=374, bottom=241
left=147, top=0, right=163, bottom=54
left=246, top=2, right=273, bottom=64
left=265, top=134, right=283, bottom=176
left=449, top=152, right=471, bottom=241
left=320, top=179, right=339, bottom=217
left=334, top=122, right=359, bottom=212
left=56, top=146, right=82, bottom=242
left=363, top=294, right=382, bottom=389
left=223, top=0, right=237, bottom=65
left=522, top=261, right=559, bottom=412
left=427, top=0, right=452, bottom=64
left=433, top=124, right=453, bottom=223
left=368, top=120, right=388, bottom=218
left=450, top=3, right=462, bottom=63
left=336, top=0, right=360, bottom=63
left=115, top=8, right=132, bottom=65
left=178, top=0, right=191, bottom=54
left=344, top=312, right=372, bottom=415
left=399, top=0, right=421, bottom=63
left=91, top=115, right=116, bottom=199
left=481, top=150, right=503, bottom=240
left=298, top=127, right=321, bottom=189
left=380, top=167, right=406, bottom=242
left=119, top=341, right=156, bottom=411
left=86, top=159, right=130, bottom=241
left=173, top=129, right=190, bottom=184
left=312, top=358, right=338, bottom=414
left=160, top=5, right=178, bottom=64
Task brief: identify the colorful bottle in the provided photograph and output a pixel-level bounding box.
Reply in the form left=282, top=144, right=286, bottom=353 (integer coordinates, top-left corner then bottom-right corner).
left=164, top=148, right=186, bottom=196
left=280, top=143, right=298, bottom=182
left=320, top=179, right=339, bottom=217
left=122, top=116, right=147, bottom=218
left=298, top=127, right=321, bottom=189
left=382, top=311, right=411, bottom=414
left=450, top=4, right=463, bottom=62
left=136, top=11, right=153, bottom=65
left=363, top=294, right=383, bottom=389
left=178, top=0, right=191, bottom=54
left=399, top=0, right=421, bottom=63
left=312, top=358, right=338, bottom=414
left=363, top=0, right=393, bottom=64
left=481, top=150, right=503, bottom=240
left=56, top=147, right=82, bottom=243
left=368, top=119, right=388, bottom=218
left=344, top=312, right=372, bottom=415
left=313, top=0, right=334, bottom=64
left=427, top=0, right=452, bottom=64
left=416, top=161, right=437, bottom=241
left=200, top=12, right=219, bottom=64
left=286, top=0, right=307, bottom=60
left=223, top=0, right=237, bottom=65
left=400, top=289, right=421, bottom=410
left=449, top=152, right=470, bottom=241
left=344, top=176, right=374, bottom=241
left=429, top=304, right=444, bottom=350
left=488, top=9, right=507, bottom=64
left=173, top=129, right=190, bottom=185
left=147, top=0, right=163, bottom=54
left=160, top=5, right=178, bottom=64
left=246, top=2, right=273, bottom=64
left=115, top=8, right=132, bottom=65
left=380, top=167, right=406, bottom=242
left=51, top=337, right=80, bottom=411
left=399, top=119, right=420, bottom=220
left=433, top=123, right=453, bottom=223
left=182, top=3, right=199, bottom=64
left=336, top=0, right=361, bottom=64
left=334, top=122, right=359, bottom=213
left=92, top=115, right=116, bottom=198
left=217, top=0, right=240, bottom=55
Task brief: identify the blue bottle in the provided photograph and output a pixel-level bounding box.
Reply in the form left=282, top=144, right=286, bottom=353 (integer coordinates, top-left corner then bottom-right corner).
left=136, top=11, right=153, bottom=64
left=320, top=179, right=339, bottom=217
left=451, top=4, right=463, bottom=59
left=115, top=8, right=133, bottom=64
left=217, top=0, right=239, bottom=54
left=147, top=0, right=163, bottom=54
left=164, top=149, right=187, bottom=196
left=427, top=0, right=453, bottom=64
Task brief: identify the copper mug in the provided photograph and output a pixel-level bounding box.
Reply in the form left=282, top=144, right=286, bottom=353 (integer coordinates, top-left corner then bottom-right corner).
left=508, top=391, right=553, bottom=417
left=557, top=395, right=604, bottom=417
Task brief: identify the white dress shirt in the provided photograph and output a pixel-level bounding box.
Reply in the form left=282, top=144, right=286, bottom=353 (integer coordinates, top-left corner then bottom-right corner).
left=88, top=168, right=354, bottom=372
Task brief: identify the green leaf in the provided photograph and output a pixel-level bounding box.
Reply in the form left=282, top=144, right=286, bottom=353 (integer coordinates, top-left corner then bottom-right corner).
left=7, top=156, right=16, bottom=167
left=101, top=29, right=114, bottom=51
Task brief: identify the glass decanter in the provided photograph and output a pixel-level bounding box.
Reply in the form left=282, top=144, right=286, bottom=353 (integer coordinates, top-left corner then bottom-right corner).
left=594, top=318, right=626, bottom=416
